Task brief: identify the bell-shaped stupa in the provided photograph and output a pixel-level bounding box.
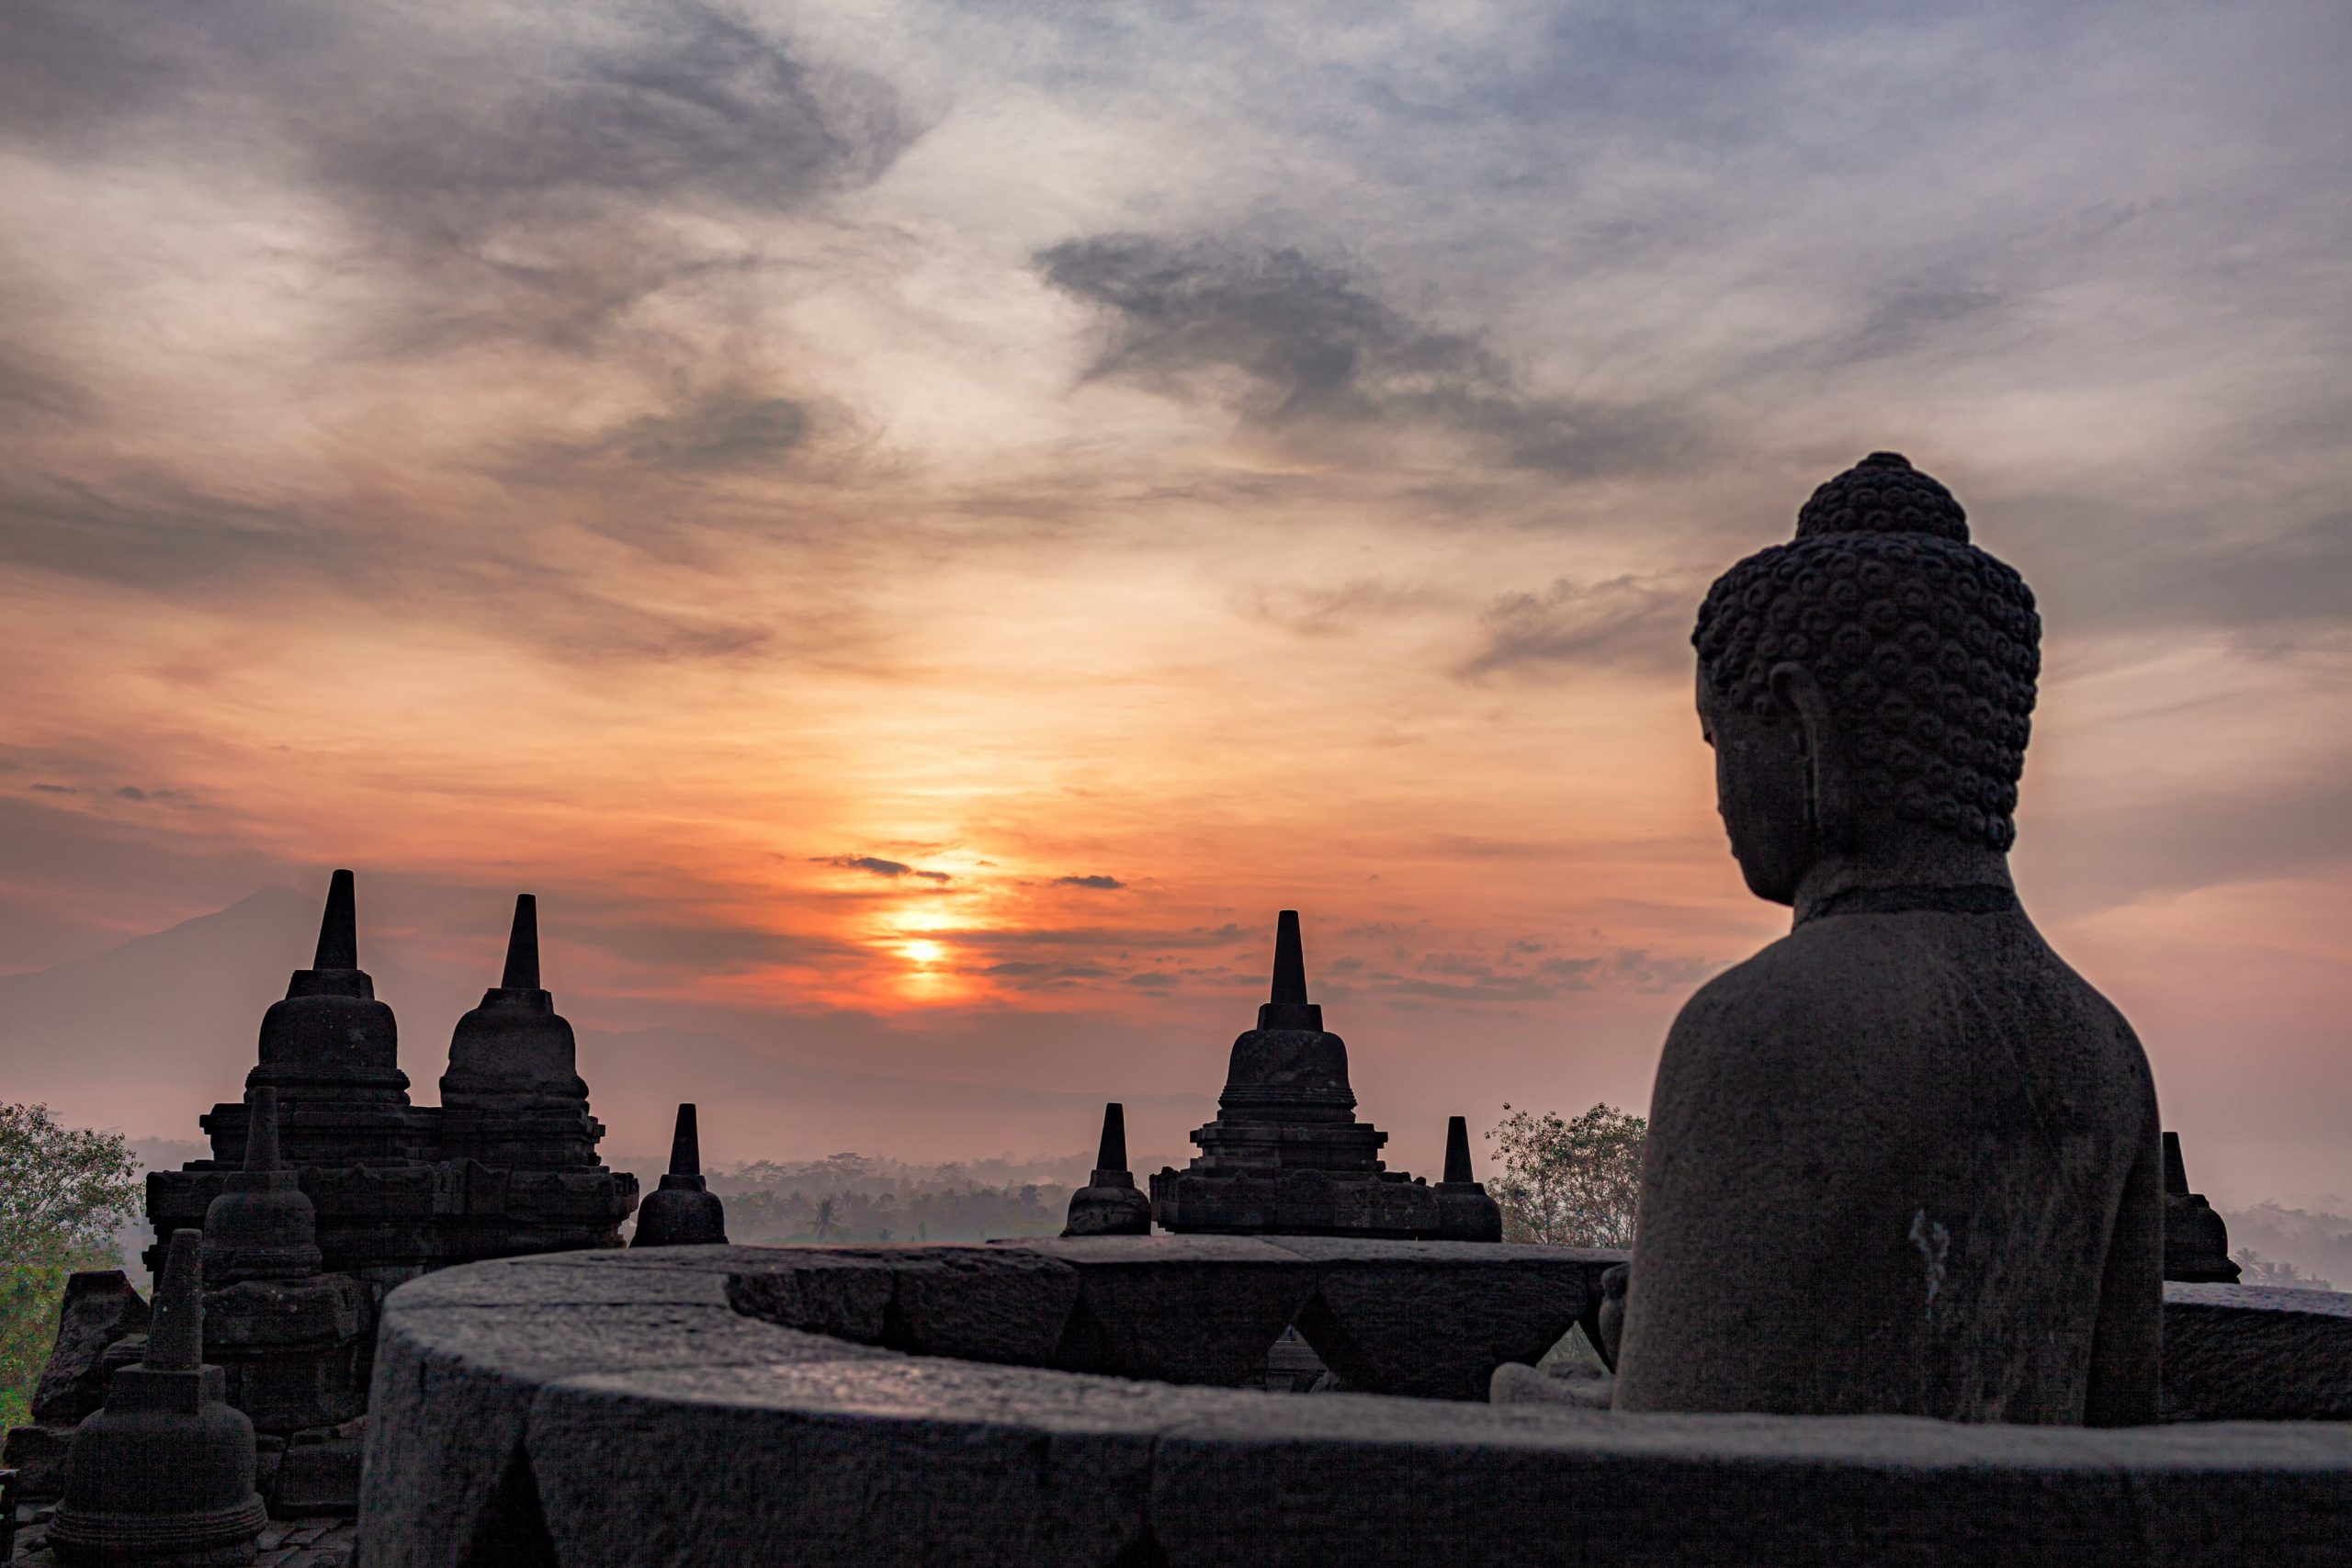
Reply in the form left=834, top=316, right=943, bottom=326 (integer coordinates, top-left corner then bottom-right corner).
left=439, top=895, right=600, bottom=1170
left=48, top=1231, right=267, bottom=1566
left=633, top=1104, right=729, bottom=1247
left=1151, top=912, right=1493, bottom=1239
left=436, top=894, right=638, bottom=1263
left=1062, top=1102, right=1152, bottom=1236
left=246, top=870, right=414, bottom=1162
left=200, top=1088, right=322, bottom=1285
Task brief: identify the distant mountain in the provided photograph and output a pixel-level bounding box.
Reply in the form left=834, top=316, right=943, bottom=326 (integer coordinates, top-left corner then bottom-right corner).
left=0, top=887, right=480, bottom=1138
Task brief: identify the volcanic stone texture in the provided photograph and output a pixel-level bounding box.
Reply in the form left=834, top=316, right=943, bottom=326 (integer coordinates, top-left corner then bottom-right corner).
left=357, top=1241, right=2352, bottom=1568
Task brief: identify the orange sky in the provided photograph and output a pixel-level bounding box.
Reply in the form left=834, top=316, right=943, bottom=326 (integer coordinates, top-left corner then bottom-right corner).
left=3, top=1, right=2347, bottom=1206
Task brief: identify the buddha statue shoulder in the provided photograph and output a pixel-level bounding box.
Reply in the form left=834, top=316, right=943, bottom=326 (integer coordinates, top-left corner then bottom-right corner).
left=1612, top=453, right=2161, bottom=1425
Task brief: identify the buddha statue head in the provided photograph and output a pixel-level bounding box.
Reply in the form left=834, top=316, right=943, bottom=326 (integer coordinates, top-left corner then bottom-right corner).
left=1690, top=453, right=2041, bottom=903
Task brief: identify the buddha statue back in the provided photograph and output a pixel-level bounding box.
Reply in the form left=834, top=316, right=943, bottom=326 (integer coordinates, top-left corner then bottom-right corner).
left=1613, top=454, right=2161, bottom=1425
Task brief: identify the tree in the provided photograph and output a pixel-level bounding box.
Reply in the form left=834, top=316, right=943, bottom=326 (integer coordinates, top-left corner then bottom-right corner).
left=2234, top=1247, right=2336, bottom=1292
left=2, top=1103, right=142, bottom=1430
left=1485, top=1102, right=1646, bottom=1248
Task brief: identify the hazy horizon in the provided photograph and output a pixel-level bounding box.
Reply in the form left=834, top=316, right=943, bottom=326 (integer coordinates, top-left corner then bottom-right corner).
left=5, top=2, right=2348, bottom=1212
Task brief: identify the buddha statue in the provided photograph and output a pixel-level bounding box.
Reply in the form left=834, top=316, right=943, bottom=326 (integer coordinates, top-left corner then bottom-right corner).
left=1612, top=453, right=2161, bottom=1425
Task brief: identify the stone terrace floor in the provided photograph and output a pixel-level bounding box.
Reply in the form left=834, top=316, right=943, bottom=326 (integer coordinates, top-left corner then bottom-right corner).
left=9, top=1504, right=357, bottom=1566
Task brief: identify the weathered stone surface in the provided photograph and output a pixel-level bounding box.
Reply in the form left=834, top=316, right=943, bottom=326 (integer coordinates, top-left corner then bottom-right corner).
left=1624, top=454, right=2162, bottom=1425
left=269, top=1438, right=365, bottom=1518
left=718, top=1251, right=899, bottom=1345
left=1268, top=1238, right=1617, bottom=1400
left=1018, top=1236, right=1313, bottom=1385
left=357, top=1248, right=2352, bottom=1568
left=2165, top=1281, right=2352, bottom=1421
left=526, top=1359, right=1231, bottom=1568
left=50, top=1232, right=267, bottom=1567
left=3, top=1418, right=74, bottom=1504
left=1151, top=1400, right=2352, bottom=1567
left=28, top=1270, right=149, bottom=1426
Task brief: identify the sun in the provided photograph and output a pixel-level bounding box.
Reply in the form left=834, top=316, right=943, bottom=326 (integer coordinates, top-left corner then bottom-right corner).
left=902, top=938, right=946, bottom=966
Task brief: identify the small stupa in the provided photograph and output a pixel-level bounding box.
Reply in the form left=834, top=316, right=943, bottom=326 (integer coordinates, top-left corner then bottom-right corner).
left=633, top=1104, right=729, bottom=1247
left=2162, top=1132, right=2243, bottom=1284
left=1151, top=911, right=1495, bottom=1239
left=1062, top=1103, right=1152, bottom=1236
left=48, top=1231, right=267, bottom=1566
left=1433, top=1113, right=1503, bottom=1242
left=200, top=1089, right=321, bottom=1286
left=198, top=1087, right=368, bottom=1439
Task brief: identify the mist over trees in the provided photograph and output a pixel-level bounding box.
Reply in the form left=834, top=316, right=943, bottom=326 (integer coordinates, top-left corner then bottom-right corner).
left=696, top=1151, right=1087, bottom=1244
left=2225, top=1201, right=2351, bottom=1292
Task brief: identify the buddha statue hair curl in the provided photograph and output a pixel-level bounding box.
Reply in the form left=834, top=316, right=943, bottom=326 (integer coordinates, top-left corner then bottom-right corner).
left=1692, top=453, right=2041, bottom=852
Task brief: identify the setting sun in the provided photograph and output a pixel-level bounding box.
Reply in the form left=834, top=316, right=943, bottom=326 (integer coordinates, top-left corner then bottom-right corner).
left=902, top=939, right=946, bottom=966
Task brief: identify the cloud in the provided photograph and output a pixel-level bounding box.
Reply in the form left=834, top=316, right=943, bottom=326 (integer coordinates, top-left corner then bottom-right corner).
left=1036, top=234, right=1692, bottom=477
left=815, top=856, right=953, bottom=884
left=1455, top=574, right=1690, bottom=680
left=1052, top=874, right=1125, bottom=890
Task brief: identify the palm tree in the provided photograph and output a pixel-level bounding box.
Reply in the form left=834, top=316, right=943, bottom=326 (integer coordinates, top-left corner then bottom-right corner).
left=811, top=1196, right=839, bottom=1242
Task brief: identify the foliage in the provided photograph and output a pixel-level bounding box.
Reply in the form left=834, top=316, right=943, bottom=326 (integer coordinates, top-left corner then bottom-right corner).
left=723, top=1180, right=1065, bottom=1244
left=2222, top=1202, right=2352, bottom=1293
left=696, top=1150, right=1076, bottom=1245
left=1485, top=1102, right=1646, bottom=1248
left=2233, top=1248, right=2336, bottom=1292
left=1, top=1104, right=141, bottom=1430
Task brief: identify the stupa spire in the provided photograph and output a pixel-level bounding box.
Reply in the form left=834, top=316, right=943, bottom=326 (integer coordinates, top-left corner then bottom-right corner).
left=669, top=1102, right=702, bottom=1179
left=146, top=1229, right=204, bottom=1373
left=313, top=868, right=357, bottom=971
left=1095, top=1102, right=1129, bottom=1176
left=245, top=1084, right=282, bottom=1174
left=501, top=894, right=540, bottom=990
left=1271, top=909, right=1308, bottom=1004
left=1443, top=1115, right=1474, bottom=1184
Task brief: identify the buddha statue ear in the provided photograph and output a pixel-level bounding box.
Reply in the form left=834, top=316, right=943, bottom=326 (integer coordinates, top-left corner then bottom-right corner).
left=1770, top=661, right=1857, bottom=853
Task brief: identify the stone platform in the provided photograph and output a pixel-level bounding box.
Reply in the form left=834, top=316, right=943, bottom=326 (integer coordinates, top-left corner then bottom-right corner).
left=358, top=1240, right=2352, bottom=1566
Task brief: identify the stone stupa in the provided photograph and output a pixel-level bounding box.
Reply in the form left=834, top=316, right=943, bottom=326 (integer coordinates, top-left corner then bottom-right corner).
left=1062, top=1102, right=1153, bottom=1236
left=48, top=1231, right=267, bottom=1566
left=633, top=1104, right=729, bottom=1247
left=1150, top=911, right=1498, bottom=1240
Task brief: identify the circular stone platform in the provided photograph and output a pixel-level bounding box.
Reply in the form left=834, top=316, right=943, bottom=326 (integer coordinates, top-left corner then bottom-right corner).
left=357, top=1240, right=2352, bottom=1566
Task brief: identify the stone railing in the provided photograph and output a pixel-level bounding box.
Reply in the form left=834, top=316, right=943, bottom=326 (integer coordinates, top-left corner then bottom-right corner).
left=357, top=1239, right=2352, bottom=1566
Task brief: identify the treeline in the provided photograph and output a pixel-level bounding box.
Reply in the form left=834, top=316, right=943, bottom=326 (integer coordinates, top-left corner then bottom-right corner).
left=700, top=1151, right=1079, bottom=1243
left=720, top=1182, right=1069, bottom=1244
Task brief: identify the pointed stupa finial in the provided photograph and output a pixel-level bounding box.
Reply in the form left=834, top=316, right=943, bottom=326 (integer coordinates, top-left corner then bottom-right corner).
left=245, top=1087, right=281, bottom=1174
left=1253, top=909, right=1325, bottom=1032
left=313, top=869, right=357, bottom=971
left=147, top=1230, right=204, bottom=1372
left=2163, top=1130, right=2189, bottom=1197
left=1443, top=1115, right=1474, bottom=1184
left=1095, top=1102, right=1128, bottom=1177
left=668, top=1103, right=701, bottom=1179
left=1272, top=909, right=1308, bottom=1005
left=502, top=894, right=540, bottom=990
